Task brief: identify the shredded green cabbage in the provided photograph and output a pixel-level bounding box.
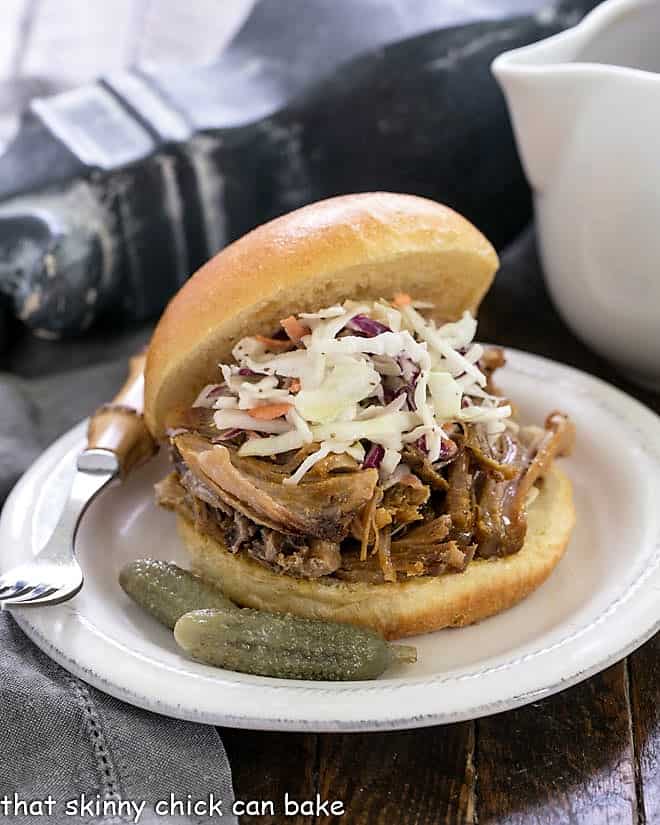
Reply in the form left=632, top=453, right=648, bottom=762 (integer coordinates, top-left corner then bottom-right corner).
left=207, top=298, right=509, bottom=483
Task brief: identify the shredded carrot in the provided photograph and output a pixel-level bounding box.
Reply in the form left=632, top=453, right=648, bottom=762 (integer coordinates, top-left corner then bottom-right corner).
left=247, top=403, right=292, bottom=420
left=289, top=378, right=301, bottom=393
left=255, top=334, right=294, bottom=352
left=280, top=315, right=310, bottom=342
left=392, top=292, right=412, bottom=307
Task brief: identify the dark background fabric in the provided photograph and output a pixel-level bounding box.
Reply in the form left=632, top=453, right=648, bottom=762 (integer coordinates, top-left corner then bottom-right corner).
left=0, top=0, right=602, bottom=340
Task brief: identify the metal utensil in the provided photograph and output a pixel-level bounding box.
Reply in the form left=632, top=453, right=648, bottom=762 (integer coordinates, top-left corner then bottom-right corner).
left=0, top=354, right=157, bottom=608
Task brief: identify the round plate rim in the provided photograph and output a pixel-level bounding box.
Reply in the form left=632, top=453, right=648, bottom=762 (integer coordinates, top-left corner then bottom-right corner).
left=4, top=348, right=660, bottom=732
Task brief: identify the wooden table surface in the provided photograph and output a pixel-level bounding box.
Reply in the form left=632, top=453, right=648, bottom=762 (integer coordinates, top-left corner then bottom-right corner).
left=219, top=230, right=660, bottom=825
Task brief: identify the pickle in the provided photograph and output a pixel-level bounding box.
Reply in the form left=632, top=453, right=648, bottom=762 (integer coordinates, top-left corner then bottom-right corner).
left=119, top=559, right=235, bottom=629
left=174, top=607, right=417, bottom=681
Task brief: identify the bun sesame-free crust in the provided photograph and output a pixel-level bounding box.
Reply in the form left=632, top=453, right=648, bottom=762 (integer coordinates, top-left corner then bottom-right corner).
left=144, top=193, right=498, bottom=438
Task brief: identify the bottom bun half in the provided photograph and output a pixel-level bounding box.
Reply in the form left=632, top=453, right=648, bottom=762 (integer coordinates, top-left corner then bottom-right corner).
left=177, top=465, right=575, bottom=640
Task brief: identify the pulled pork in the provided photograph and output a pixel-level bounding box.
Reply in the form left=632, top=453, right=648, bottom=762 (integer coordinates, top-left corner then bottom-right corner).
left=157, top=351, right=575, bottom=584
left=156, top=471, right=344, bottom=578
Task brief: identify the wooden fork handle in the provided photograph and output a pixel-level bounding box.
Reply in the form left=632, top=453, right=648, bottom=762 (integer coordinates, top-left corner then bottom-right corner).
left=85, top=352, right=158, bottom=478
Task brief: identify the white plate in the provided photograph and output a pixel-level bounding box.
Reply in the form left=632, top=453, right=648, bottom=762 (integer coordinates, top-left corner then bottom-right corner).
left=2, top=349, right=660, bottom=732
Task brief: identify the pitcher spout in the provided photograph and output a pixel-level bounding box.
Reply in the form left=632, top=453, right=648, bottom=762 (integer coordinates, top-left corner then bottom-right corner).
left=493, top=0, right=660, bottom=191
left=492, top=26, right=592, bottom=191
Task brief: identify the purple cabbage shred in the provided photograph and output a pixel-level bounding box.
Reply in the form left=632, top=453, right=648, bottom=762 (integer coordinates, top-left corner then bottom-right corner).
left=213, top=428, right=243, bottom=442
left=347, top=314, right=390, bottom=337
left=382, top=383, right=407, bottom=406
left=206, top=384, right=227, bottom=398
left=362, top=443, right=385, bottom=469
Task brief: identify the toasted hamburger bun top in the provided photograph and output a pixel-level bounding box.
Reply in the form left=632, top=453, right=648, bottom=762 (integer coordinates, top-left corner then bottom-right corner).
left=145, top=192, right=499, bottom=438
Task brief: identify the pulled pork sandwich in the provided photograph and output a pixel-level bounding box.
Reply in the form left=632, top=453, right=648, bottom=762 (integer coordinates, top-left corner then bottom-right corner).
left=144, top=193, right=575, bottom=640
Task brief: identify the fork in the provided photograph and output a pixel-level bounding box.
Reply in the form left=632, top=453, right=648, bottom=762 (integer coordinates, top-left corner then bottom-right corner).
left=0, top=353, right=157, bottom=608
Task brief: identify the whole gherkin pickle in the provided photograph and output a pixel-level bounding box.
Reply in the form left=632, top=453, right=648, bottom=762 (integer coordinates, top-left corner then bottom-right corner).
left=174, top=607, right=418, bottom=681
left=119, top=559, right=235, bottom=629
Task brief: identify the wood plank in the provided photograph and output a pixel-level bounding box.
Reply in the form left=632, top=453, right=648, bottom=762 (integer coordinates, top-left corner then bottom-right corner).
left=316, top=723, right=475, bottom=825
left=629, top=634, right=660, bottom=824
left=477, top=664, right=638, bottom=825
left=220, top=729, right=317, bottom=825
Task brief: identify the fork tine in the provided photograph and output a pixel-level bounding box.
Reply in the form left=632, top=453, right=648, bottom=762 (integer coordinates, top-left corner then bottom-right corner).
left=4, top=585, right=79, bottom=608
left=24, top=584, right=55, bottom=599
left=0, top=580, right=25, bottom=595
left=3, top=585, right=58, bottom=606
left=0, top=584, right=33, bottom=602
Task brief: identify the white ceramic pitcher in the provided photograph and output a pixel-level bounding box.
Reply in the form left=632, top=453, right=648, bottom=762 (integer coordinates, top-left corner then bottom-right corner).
left=493, top=0, right=660, bottom=389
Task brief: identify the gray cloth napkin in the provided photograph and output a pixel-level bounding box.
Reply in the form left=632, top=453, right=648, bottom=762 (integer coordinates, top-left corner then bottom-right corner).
left=0, top=341, right=238, bottom=824
left=1, top=615, right=237, bottom=824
